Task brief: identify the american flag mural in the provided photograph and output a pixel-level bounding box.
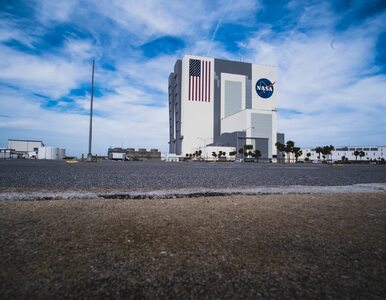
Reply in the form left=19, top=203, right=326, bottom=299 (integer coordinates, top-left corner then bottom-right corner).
left=189, top=59, right=211, bottom=102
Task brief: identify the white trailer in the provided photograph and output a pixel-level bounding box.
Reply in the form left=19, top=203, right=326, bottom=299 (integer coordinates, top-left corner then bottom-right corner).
left=111, top=152, right=125, bottom=160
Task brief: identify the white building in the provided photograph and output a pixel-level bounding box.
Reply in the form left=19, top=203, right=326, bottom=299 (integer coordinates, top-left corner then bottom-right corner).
left=37, top=147, right=66, bottom=160
left=6, top=139, right=65, bottom=160
left=8, top=139, right=44, bottom=153
left=300, top=146, right=385, bottom=162
left=168, top=55, right=284, bottom=161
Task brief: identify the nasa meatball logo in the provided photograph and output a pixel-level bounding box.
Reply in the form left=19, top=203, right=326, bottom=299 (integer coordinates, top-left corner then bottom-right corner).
left=255, top=78, right=275, bottom=99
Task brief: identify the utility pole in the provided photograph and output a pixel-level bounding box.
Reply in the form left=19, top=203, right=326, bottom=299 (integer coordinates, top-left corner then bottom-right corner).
left=87, top=59, right=95, bottom=162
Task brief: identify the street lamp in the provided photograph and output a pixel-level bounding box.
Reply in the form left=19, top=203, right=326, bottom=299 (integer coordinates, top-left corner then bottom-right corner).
left=197, top=137, right=213, bottom=160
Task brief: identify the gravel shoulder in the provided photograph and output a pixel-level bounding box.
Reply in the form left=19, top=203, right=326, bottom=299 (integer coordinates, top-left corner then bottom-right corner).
left=1, top=193, right=385, bottom=299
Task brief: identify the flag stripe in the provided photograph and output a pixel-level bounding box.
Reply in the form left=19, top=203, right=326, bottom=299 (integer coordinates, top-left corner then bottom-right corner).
left=208, top=61, right=211, bottom=102
left=201, top=61, right=204, bottom=101
left=204, top=61, right=206, bottom=102
left=188, top=59, right=211, bottom=102
left=188, top=72, right=191, bottom=101
left=195, top=76, right=197, bottom=101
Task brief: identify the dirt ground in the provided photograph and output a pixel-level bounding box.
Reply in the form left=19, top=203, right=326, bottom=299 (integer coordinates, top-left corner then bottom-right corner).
left=1, top=193, right=385, bottom=299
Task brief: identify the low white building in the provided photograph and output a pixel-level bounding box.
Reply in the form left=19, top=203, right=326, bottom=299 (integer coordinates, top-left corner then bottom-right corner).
left=299, top=146, right=385, bottom=162
left=193, top=146, right=236, bottom=161
left=37, top=147, right=66, bottom=160
left=8, top=139, right=44, bottom=153
left=6, top=139, right=66, bottom=160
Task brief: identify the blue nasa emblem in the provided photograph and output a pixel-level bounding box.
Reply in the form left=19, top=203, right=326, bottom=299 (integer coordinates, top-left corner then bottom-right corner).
left=255, top=78, right=274, bottom=99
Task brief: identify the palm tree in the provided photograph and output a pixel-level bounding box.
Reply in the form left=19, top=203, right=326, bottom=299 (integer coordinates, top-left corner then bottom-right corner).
left=306, top=152, right=311, bottom=162
left=285, top=141, right=294, bottom=163
left=293, top=147, right=302, bottom=162
left=322, top=145, right=334, bottom=162
left=275, top=142, right=285, bottom=152
left=315, top=147, right=323, bottom=160
left=359, top=151, right=365, bottom=160
left=242, top=144, right=253, bottom=159
left=353, top=150, right=359, bottom=160
left=253, top=149, right=262, bottom=161
left=275, top=142, right=285, bottom=163
left=244, top=144, right=253, bottom=152
left=238, top=148, right=244, bottom=158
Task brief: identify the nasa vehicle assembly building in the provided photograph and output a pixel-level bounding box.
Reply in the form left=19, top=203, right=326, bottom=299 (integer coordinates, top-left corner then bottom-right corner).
left=168, top=55, right=283, bottom=160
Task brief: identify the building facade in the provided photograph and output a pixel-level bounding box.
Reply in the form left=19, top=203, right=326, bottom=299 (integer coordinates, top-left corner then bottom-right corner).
left=168, top=55, right=280, bottom=160
left=8, top=139, right=44, bottom=153
left=5, top=139, right=66, bottom=160
left=299, top=146, right=385, bottom=162
left=107, top=147, right=161, bottom=160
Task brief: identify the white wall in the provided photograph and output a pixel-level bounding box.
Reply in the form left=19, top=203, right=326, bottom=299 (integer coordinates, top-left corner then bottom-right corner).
left=196, top=146, right=236, bottom=160
left=251, top=64, right=277, bottom=111
left=8, top=140, right=43, bottom=152
left=180, top=55, right=214, bottom=155
left=300, top=146, right=386, bottom=162
left=37, top=147, right=63, bottom=160
left=250, top=64, right=277, bottom=158
left=221, top=110, right=248, bottom=134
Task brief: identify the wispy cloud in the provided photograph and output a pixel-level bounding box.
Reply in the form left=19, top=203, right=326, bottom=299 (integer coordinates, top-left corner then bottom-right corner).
left=0, top=0, right=385, bottom=154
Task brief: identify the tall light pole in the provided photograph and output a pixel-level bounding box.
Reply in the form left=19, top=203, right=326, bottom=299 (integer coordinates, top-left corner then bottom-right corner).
left=87, top=59, right=95, bottom=162
left=236, top=126, right=255, bottom=160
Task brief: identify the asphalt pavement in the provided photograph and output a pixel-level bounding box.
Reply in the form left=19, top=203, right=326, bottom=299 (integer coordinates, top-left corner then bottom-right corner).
left=1, top=160, right=386, bottom=192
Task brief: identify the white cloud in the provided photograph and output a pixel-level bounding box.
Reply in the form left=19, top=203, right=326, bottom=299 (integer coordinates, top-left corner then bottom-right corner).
left=35, top=0, right=80, bottom=24
left=92, top=0, right=260, bottom=44
left=116, top=55, right=178, bottom=93
left=0, top=87, right=169, bottom=155
left=242, top=6, right=386, bottom=147
left=0, top=46, right=90, bottom=98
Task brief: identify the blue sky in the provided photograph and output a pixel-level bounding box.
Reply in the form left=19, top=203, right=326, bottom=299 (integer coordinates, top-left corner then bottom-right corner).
left=0, top=0, right=385, bottom=156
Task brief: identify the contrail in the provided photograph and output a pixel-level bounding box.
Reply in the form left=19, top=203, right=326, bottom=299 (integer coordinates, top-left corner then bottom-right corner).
left=207, top=11, right=226, bottom=57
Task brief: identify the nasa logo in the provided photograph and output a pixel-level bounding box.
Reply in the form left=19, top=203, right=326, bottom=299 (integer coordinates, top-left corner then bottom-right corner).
left=255, top=78, right=274, bottom=99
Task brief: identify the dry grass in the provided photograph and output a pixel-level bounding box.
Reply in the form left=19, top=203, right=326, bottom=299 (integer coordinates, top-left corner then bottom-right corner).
left=1, top=193, right=386, bottom=299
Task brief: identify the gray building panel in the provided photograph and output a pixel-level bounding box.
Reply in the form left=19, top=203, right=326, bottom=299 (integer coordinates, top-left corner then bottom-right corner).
left=276, top=132, right=285, bottom=159
left=251, top=113, right=272, bottom=159
left=224, top=80, right=242, bottom=118
left=175, top=60, right=182, bottom=154
left=168, top=60, right=182, bottom=154
left=254, top=138, right=269, bottom=159
left=251, top=113, right=272, bottom=138
left=213, top=59, right=252, bottom=143
left=245, top=79, right=252, bottom=109
left=168, top=73, right=175, bottom=153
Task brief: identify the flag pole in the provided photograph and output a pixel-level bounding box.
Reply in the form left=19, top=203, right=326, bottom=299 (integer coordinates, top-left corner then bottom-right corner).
left=87, top=59, right=95, bottom=162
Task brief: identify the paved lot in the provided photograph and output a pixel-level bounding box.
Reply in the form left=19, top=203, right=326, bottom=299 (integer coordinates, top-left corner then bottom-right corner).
left=1, top=160, right=386, bottom=192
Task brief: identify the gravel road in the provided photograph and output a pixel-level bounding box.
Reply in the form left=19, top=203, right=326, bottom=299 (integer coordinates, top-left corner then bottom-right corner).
left=1, top=193, right=385, bottom=299
left=1, top=160, right=386, bottom=192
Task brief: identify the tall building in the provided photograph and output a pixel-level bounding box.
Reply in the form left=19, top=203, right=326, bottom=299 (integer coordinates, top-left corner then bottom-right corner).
left=168, top=55, right=282, bottom=160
